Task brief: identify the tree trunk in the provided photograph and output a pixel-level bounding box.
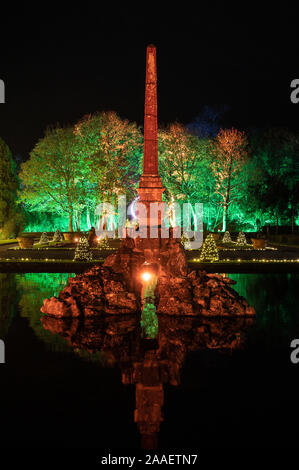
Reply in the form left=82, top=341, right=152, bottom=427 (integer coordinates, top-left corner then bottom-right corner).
left=87, top=209, right=91, bottom=229
left=291, top=204, right=294, bottom=233
left=276, top=212, right=279, bottom=233
left=213, top=206, right=221, bottom=231
left=222, top=157, right=232, bottom=232
left=69, top=212, right=73, bottom=232
left=74, top=210, right=78, bottom=231
left=222, top=204, right=227, bottom=232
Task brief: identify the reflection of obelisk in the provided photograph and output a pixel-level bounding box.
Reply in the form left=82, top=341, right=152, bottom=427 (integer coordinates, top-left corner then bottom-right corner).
left=137, top=45, right=165, bottom=228
left=133, top=350, right=165, bottom=450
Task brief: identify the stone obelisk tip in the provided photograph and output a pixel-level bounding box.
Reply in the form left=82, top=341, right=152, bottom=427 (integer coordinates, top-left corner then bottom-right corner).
left=141, top=43, right=159, bottom=177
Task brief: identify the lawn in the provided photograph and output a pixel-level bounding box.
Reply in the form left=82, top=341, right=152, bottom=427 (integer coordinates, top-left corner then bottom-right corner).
left=0, top=239, right=18, bottom=245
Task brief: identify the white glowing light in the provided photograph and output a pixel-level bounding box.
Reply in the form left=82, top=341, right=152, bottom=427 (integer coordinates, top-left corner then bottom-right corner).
left=141, top=272, right=152, bottom=282
left=129, top=197, right=139, bottom=220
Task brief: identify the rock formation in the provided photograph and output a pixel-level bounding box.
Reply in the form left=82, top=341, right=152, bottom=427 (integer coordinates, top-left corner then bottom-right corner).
left=41, top=235, right=255, bottom=319
left=156, top=270, right=255, bottom=317
left=41, top=264, right=140, bottom=317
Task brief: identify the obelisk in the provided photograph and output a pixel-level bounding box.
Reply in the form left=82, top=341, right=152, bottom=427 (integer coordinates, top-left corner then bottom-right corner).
left=137, top=45, right=164, bottom=222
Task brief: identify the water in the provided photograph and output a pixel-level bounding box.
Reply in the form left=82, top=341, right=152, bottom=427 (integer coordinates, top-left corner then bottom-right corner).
left=0, top=272, right=298, bottom=449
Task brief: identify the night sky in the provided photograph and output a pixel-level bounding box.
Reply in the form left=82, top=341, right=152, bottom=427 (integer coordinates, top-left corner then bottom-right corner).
left=1, top=8, right=299, bottom=159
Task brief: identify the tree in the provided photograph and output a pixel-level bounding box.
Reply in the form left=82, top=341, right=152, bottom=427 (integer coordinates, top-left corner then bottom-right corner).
left=97, top=236, right=110, bottom=249
left=211, top=128, right=248, bottom=232
left=246, top=128, right=299, bottom=231
left=52, top=229, right=63, bottom=242
left=237, top=231, right=247, bottom=245
left=74, top=111, right=143, bottom=231
left=74, top=236, right=93, bottom=261
left=0, top=137, right=20, bottom=238
left=19, top=126, right=91, bottom=232
left=222, top=230, right=232, bottom=243
left=158, top=123, right=213, bottom=205
left=200, top=234, right=219, bottom=262
left=39, top=232, right=49, bottom=244
left=74, top=111, right=143, bottom=205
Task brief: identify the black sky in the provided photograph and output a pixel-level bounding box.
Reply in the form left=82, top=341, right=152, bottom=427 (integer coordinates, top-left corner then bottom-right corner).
left=1, top=7, right=299, bottom=158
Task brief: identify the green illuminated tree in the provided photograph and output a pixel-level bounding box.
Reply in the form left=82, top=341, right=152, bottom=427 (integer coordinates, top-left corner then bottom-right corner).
left=158, top=123, right=218, bottom=231
left=74, top=111, right=143, bottom=205
left=159, top=123, right=212, bottom=205
left=19, top=126, right=92, bottom=232
left=246, top=128, right=299, bottom=231
left=0, top=137, right=20, bottom=238
left=211, top=128, right=248, bottom=232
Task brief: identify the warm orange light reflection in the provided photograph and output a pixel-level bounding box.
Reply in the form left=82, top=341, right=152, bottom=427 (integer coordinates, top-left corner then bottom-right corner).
left=141, top=272, right=152, bottom=282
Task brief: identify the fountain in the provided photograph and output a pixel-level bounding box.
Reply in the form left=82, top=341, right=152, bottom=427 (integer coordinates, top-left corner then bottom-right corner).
left=40, top=45, right=256, bottom=449
left=41, top=45, right=255, bottom=320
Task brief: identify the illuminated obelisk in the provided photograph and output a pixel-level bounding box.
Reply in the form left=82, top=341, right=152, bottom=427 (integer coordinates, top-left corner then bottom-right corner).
left=137, top=44, right=164, bottom=229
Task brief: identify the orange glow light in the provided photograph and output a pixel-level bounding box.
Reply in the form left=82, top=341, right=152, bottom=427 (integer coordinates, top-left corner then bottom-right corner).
left=141, top=272, right=152, bottom=282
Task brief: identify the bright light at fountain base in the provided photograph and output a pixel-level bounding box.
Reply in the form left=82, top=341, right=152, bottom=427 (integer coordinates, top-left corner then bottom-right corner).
left=141, top=272, right=152, bottom=282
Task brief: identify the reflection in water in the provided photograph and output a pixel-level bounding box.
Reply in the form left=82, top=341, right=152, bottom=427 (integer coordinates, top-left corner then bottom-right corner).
left=228, top=273, right=299, bottom=343
left=140, top=269, right=158, bottom=339
left=16, top=273, right=75, bottom=351
left=28, top=269, right=257, bottom=448
left=41, top=309, right=254, bottom=448
left=1, top=272, right=298, bottom=448
left=141, top=303, right=158, bottom=339
left=0, top=273, right=17, bottom=339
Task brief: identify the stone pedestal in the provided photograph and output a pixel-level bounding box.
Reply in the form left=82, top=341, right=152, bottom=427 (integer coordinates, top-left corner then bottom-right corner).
left=137, top=175, right=164, bottom=201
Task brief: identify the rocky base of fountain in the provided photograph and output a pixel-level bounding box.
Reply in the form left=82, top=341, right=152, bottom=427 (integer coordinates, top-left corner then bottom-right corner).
left=157, top=270, right=255, bottom=316
left=41, top=237, right=255, bottom=318
left=41, top=265, right=140, bottom=317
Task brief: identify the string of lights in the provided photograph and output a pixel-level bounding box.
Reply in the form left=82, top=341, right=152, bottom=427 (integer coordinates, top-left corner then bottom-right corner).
left=191, top=258, right=299, bottom=263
